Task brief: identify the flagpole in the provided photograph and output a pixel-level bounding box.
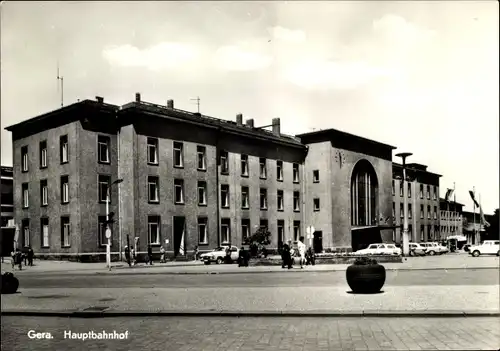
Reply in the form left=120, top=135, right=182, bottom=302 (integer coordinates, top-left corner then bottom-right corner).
left=473, top=186, right=477, bottom=244
left=453, top=182, right=456, bottom=238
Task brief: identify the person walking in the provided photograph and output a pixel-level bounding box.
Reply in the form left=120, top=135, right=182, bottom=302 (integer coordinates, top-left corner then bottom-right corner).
left=147, top=245, right=153, bottom=265
left=298, top=236, right=306, bottom=269
left=159, top=246, right=166, bottom=263
left=284, top=240, right=293, bottom=269
left=27, top=247, right=34, bottom=266
left=124, top=246, right=131, bottom=267
left=194, top=246, right=199, bottom=261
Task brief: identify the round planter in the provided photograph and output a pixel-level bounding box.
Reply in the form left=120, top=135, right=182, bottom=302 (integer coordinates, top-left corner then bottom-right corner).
left=1, top=273, right=19, bottom=294
left=346, top=263, right=386, bottom=294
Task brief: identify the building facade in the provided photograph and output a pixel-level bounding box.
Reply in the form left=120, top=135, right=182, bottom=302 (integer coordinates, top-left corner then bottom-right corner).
left=6, top=93, right=410, bottom=260
left=1, top=166, right=14, bottom=227
left=439, top=199, right=463, bottom=239
left=462, top=210, right=493, bottom=244
left=392, top=163, right=441, bottom=243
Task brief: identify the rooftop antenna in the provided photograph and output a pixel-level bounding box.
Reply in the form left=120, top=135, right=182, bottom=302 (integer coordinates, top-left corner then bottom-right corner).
left=190, top=96, right=200, bottom=113
left=57, top=62, right=64, bottom=107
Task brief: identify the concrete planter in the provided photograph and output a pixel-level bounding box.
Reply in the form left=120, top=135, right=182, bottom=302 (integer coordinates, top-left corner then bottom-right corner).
left=1, top=272, right=19, bottom=294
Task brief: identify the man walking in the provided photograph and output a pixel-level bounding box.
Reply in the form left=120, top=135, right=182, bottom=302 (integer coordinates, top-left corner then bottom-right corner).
left=298, top=236, right=306, bottom=269
left=147, top=245, right=153, bottom=265
left=124, top=246, right=131, bottom=267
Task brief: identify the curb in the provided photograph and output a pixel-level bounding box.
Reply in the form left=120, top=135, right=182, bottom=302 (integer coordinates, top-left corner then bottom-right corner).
left=2, top=310, right=499, bottom=318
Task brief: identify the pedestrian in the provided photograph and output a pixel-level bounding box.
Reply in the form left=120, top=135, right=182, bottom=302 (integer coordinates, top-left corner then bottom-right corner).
left=15, top=249, right=22, bottom=270
left=298, top=236, right=306, bottom=269
left=147, top=244, right=153, bottom=265
left=284, top=240, right=293, bottom=269
left=194, top=246, right=199, bottom=261
left=11, top=250, right=16, bottom=270
left=159, top=246, right=166, bottom=263
left=131, top=247, right=136, bottom=266
left=238, top=247, right=249, bottom=267
left=124, top=246, right=131, bottom=267
left=28, top=247, right=34, bottom=266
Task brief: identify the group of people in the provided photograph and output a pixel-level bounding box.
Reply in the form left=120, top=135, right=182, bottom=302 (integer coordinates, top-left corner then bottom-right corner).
left=281, top=237, right=315, bottom=269
left=10, top=247, right=34, bottom=270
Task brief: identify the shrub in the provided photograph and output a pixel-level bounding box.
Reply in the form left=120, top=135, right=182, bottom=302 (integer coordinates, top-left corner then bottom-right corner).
left=353, top=256, right=378, bottom=265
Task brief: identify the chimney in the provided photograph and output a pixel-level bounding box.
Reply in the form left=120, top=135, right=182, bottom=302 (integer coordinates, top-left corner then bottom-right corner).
left=246, top=119, right=254, bottom=128
left=96, top=96, right=104, bottom=103
left=272, top=118, right=281, bottom=136
left=167, top=99, right=174, bottom=108
left=135, top=93, right=141, bottom=102
left=236, top=113, right=243, bottom=125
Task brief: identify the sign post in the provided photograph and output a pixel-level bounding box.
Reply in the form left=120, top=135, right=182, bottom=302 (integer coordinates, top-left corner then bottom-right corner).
left=105, top=228, right=111, bottom=271
left=306, top=226, right=315, bottom=249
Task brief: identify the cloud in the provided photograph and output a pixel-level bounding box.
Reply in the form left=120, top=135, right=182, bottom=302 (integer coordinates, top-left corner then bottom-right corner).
left=213, top=45, right=273, bottom=71
left=270, top=26, right=306, bottom=43
left=102, top=42, right=199, bottom=71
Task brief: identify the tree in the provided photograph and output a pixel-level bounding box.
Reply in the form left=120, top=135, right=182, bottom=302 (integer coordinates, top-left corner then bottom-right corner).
left=485, top=208, right=499, bottom=240
left=243, top=226, right=271, bottom=246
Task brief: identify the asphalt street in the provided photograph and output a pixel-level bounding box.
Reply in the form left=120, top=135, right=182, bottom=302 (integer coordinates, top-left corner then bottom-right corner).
left=15, top=268, right=499, bottom=288
left=2, top=316, right=499, bottom=351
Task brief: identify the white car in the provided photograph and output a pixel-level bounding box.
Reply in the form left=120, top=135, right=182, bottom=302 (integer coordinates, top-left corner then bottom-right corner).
left=354, top=243, right=401, bottom=256
left=409, top=243, right=427, bottom=256
left=200, top=246, right=239, bottom=264
left=419, top=242, right=448, bottom=256
left=469, top=240, right=500, bottom=257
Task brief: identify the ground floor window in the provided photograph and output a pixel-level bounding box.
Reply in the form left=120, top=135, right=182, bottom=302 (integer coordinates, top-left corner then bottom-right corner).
left=221, top=218, right=230, bottom=244
left=148, top=216, right=160, bottom=245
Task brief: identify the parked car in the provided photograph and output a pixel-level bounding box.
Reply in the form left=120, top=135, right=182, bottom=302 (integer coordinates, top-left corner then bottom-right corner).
left=419, top=242, right=448, bottom=255
left=200, top=246, right=239, bottom=264
left=354, top=243, right=401, bottom=256
left=409, top=243, right=427, bottom=256
left=469, top=240, right=500, bottom=257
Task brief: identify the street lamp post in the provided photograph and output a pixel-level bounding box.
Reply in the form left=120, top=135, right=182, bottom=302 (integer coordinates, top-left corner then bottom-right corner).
left=395, top=152, right=413, bottom=257
left=106, top=178, right=123, bottom=270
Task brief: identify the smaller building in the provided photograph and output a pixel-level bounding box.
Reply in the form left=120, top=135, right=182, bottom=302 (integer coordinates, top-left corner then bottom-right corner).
left=462, top=210, right=493, bottom=245
left=439, top=198, right=464, bottom=239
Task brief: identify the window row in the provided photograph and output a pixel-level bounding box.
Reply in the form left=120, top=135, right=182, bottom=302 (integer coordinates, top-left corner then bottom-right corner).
left=396, top=224, right=440, bottom=241
left=440, top=211, right=461, bottom=220
left=392, top=181, right=438, bottom=200
left=392, top=203, right=438, bottom=220
left=147, top=138, right=309, bottom=182
left=22, top=177, right=69, bottom=208
left=146, top=215, right=302, bottom=246
left=440, top=225, right=460, bottom=233
left=20, top=217, right=70, bottom=248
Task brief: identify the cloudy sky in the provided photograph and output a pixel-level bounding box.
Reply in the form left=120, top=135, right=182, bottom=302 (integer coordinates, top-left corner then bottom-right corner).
left=1, top=1, right=498, bottom=213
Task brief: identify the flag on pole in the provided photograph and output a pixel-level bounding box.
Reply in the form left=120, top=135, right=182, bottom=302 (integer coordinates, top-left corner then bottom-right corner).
left=469, top=190, right=480, bottom=208
left=179, top=230, right=185, bottom=256
left=445, top=189, right=454, bottom=202
left=479, top=207, right=491, bottom=227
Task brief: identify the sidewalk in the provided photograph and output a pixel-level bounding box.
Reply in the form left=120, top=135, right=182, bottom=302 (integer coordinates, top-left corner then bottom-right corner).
left=2, top=285, right=499, bottom=317
left=2, top=255, right=498, bottom=276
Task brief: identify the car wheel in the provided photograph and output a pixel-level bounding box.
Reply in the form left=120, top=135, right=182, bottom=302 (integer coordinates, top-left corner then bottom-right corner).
left=216, top=257, right=223, bottom=264
left=428, top=250, right=435, bottom=256
left=472, top=250, right=480, bottom=257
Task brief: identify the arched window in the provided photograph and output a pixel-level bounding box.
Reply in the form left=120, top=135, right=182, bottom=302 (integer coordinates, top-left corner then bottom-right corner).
left=351, top=160, right=378, bottom=226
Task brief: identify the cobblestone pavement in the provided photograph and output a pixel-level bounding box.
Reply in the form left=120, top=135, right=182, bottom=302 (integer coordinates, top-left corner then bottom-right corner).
left=2, top=316, right=499, bottom=350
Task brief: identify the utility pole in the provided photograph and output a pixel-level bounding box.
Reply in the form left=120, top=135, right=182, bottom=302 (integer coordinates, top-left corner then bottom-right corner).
left=396, top=152, right=413, bottom=257
left=190, top=96, right=200, bottom=113
left=57, top=62, right=64, bottom=108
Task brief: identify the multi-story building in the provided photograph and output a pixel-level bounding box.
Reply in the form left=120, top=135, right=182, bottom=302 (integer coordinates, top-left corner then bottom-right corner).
left=392, top=163, right=441, bottom=244
left=1, top=166, right=14, bottom=227
left=5, top=93, right=410, bottom=260
left=439, top=198, right=464, bottom=240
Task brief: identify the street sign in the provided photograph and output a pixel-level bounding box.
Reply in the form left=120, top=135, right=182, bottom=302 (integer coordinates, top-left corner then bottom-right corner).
left=105, top=228, right=111, bottom=239
left=306, top=226, right=315, bottom=235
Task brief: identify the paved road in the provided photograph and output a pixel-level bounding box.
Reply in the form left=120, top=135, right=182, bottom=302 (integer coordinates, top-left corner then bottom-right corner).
left=2, top=316, right=499, bottom=350
left=16, top=268, right=499, bottom=288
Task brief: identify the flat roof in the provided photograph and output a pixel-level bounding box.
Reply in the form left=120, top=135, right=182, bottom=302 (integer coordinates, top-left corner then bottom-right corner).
left=296, top=128, right=397, bottom=150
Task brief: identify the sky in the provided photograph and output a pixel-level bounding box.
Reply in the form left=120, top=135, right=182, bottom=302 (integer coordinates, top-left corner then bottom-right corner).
left=1, top=1, right=498, bottom=213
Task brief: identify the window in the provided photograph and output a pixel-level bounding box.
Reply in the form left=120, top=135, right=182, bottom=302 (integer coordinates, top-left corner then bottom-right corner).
left=22, top=183, right=29, bottom=208
left=98, top=175, right=111, bottom=203
left=98, top=216, right=108, bottom=246
left=174, top=179, right=184, bottom=204
left=198, top=181, right=207, bottom=205
left=260, top=188, right=268, bottom=210
left=41, top=218, right=49, bottom=247
left=313, top=170, right=320, bottom=183
left=277, top=190, right=284, bottom=211
left=40, top=141, right=47, bottom=168
left=276, top=161, right=283, bottom=181
left=392, top=229, right=396, bottom=242
left=427, top=205, right=431, bottom=219
left=173, top=142, right=184, bottom=168
left=400, top=203, right=404, bottom=219
left=21, top=146, right=28, bottom=172
left=40, top=180, right=48, bottom=206
left=293, top=163, right=300, bottom=183
left=198, top=217, right=208, bottom=244
left=197, top=146, right=206, bottom=170
left=220, top=150, right=229, bottom=174
left=221, top=184, right=230, bottom=208
left=428, top=225, right=432, bottom=240
left=61, top=176, right=69, bottom=203
left=259, top=158, right=267, bottom=179
left=61, top=216, right=70, bottom=247
left=433, top=186, right=437, bottom=200
left=22, top=219, right=30, bottom=247
left=221, top=218, right=230, bottom=244
left=350, top=161, right=378, bottom=226
left=241, top=219, right=250, bottom=242
left=98, top=135, right=110, bottom=163
left=419, top=184, right=423, bottom=199
left=392, top=202, right=395, bottom=218
left=148, top=216, right=160, bottom=245
left=60, top=135, right=68, bottom=164
left=241, top=186, right=249, bottom=209
left=426, top=185, right=430, bottom=199
left=277, top=220, right=285, bottom=245
left=241, top=154, right=249, bottom=176
left=408, top=204, right=412, bottom=219
left=293, top=221, right=301, bottom=241
left=420, top=225, right=425, bottom=241
left=260, top=219, right=268, bottom=231
left=147, top=138, right=158, bottom=165
left=408, top=224, right=413, bottom=236
left=399, top=181, right=403, bottom=197
left=407, top=183, right=411, bottom=198
left=433, top=206, right=437, bottom=219
left=420, top=205, right=424, bottom=219
left=148, top=176, right=159, bottom=203
left=434, top=225, right=439, bottom=237
left=392, top=180, right=395, bottom=196
left=293, top=191, right=300, bottom=212
left=314, top=198, right=320, bottom=211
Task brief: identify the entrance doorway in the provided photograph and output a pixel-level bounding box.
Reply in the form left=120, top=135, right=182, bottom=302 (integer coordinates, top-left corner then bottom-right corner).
left=173, top=216, right=186, bottom=257
left=313, top=231, right=323, bottom=253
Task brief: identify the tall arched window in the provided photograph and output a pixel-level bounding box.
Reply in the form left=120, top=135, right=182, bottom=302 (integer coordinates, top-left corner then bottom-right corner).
left=351, top=160, right=378, bottom=226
